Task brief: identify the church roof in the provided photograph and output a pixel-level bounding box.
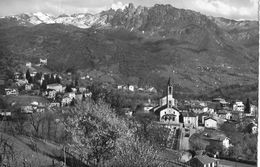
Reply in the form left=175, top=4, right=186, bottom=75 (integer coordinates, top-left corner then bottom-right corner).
left=182, top=112, right=197, bottom=117
left=153, top=105, right=179, bottom=116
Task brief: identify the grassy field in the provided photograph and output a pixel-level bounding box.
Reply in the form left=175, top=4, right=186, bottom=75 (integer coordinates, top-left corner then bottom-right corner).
left=0, top=132, right=63, bottom=166
left=4, top=95, right=49, bottom=106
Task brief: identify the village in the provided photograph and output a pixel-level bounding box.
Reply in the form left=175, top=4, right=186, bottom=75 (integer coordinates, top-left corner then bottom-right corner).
left=0, top=58, right=258, bottom=167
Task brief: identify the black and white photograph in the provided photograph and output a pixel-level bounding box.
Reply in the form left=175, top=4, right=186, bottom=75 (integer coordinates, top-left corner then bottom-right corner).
left=0, top=0, right=258, bottom=166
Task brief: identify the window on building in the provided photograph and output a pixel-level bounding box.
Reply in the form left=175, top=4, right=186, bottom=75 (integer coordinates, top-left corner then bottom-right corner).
left=168, top=87, right=172, bottom=95
left=169, top=100, right=172, bottom=107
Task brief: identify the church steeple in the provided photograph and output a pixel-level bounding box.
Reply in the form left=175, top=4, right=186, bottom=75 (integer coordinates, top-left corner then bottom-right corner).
left=167, top=77, right=172, bottom=86
left=167, top=77, right=173, bottom=107
left=167, top=77, right=173, bottom=96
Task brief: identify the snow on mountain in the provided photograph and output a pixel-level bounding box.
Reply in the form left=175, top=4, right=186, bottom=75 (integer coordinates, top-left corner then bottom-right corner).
left=32, top=12, right=55, bottom=24
left=3, top=12, right=109, bottom=28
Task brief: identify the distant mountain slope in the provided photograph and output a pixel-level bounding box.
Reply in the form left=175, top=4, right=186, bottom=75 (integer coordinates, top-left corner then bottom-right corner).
left=0, top=4, right=258, bottom=100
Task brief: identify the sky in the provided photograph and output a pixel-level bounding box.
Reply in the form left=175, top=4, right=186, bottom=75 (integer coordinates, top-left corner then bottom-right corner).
left=0, top=0, right=258, bottom=20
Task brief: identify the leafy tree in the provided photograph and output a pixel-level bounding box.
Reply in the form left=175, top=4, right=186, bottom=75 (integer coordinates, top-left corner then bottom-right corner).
left=189, top=133, right=208, bottom=151
left=63, top=101, right=163, bottom=166
left=147, top=125, right=170, bottom=147
left=205, top=142, right=223, bottom=155
left=11, top=107, right=27, bottom=134
left=133, top=113, right=157, bottom=140
left=63, top=101, right=130, bottom=166
left=34, top=72, right=42, bottom=82
left=229, top=145, right=243, bottom=158
left=29, top=111, right=45, bottom=137
left=110, top=139, right=164, bottom=167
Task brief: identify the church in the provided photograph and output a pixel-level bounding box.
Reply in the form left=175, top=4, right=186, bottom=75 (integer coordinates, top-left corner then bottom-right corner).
left=150, top=78, right=182, bottom=127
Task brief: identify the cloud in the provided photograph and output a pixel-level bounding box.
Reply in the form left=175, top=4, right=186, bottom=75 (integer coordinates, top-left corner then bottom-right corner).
left=111, top=1, right=128, bottom=10
left=0, top=0, right=257, bottom=20
left=190, top=0, right=257, bottom=20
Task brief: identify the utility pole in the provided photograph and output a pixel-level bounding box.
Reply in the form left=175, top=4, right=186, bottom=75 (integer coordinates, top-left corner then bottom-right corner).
left=63, top=145, right=66, bottom=167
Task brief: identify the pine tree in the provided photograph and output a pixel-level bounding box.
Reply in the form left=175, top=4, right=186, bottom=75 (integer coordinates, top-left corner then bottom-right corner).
left=55, top=76, right=61, bottom=84
left=244, top=98, right=251, bottom=114
left=26, top=69, right=31, bottom=81
left=50, top=74, right=55, bottom=84
left=75, top=79, right=79, bottom=87
left=44, top=74, right=50, bottom=84
left=65, top=84, right=72, bottom=92
left=41, top=79, right=47, bottom=90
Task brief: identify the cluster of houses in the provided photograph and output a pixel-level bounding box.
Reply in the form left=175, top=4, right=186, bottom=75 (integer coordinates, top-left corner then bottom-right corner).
left=117, top=84, right=157, bottom=93
left=0, top=59, right=94, bottom=117
left=145, top=78, right=257, bottom=132
left=1, top=80, right=92, bottom=116
left=129, top=78, right=258, bottom=154
left=26, top=58, right=47, bottom=68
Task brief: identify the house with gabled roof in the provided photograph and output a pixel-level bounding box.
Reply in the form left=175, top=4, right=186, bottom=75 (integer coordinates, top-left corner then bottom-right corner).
left=182, top=112, right=198, bottom=128
left=47, top=83, right=63, bottom=92
left=189, top=155, right=219, bottom=167
left=217, top=110, right=232, bottom=120
left=204, top=117, right=218, bottom=129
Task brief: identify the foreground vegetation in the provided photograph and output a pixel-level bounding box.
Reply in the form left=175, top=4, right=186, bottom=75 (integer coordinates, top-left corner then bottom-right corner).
left=0, top=99, right=177, bottom=167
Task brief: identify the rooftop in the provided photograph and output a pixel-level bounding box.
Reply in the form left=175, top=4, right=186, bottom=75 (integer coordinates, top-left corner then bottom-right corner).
left=182, top=112, right=197, bottom=117
left=47, top=83, right=62, bottom=87
left=192, top=155, right=216, bottom=164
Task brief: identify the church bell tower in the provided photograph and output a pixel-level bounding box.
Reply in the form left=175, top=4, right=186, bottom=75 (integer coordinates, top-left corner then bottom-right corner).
left=167, top=77, right=173, bottom=107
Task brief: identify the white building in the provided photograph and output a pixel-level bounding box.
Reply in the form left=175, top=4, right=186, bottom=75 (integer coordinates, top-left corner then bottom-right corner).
left=207, top=135, right=230, bottom=149
left=204, top=118, right=217, bottom=129
left=0, top=109, right=11, bottom=117
left=15, top=79, right=28, bottom=87
left=5, top=88, right=18, bottom=95
left=79, top=87, right=86, bottom=93
left=147, top=87, right=157, bottom=93
left=128, top=85, right=135, bottom=92
left=30, top=71, right=37, bottom=77
left=26, top=62, right=32, bottom=68
left=66, top=92, right=76, bottom=99
left=46, top=89, right=56, bottom=99
left=182, top=112, right=198, bottom=128
left=220, top=137, right=230, bottom=148
left=40, top=58, right=47, bottom=65
left=47, top=84, right=63, bottom=92
left=233, top=101, right=245, bottom=112
left=49, top=102, right=60, bottom=108
left=62, top=96, right=72, bottom=107
left=117, top=85, right=123, bottom=90
left=25, top=84, right=33, bottom=91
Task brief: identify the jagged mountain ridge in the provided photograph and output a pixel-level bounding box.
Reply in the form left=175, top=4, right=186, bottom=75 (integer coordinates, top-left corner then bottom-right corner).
left=1, top=4, right=257, bottom=52
left=1, top=12, right=109, bottom=28
left=0, top=3, right=258, bottom=101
